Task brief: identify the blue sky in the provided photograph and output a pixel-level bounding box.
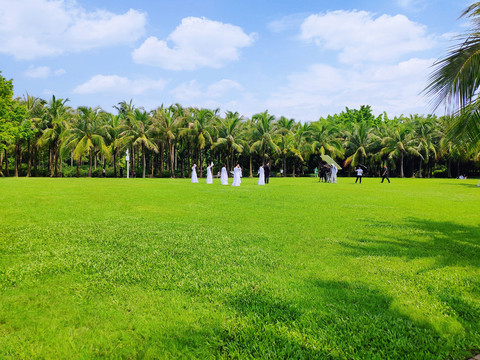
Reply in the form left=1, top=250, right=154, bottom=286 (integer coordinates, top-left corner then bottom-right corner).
left=0, top=0, right=471, bottom=121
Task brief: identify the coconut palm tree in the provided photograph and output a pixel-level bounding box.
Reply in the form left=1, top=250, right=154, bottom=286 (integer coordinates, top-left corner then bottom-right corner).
left=424, top=2, right=480, bottom=150
left=180, top=108, right=215, bottom=176
left=22, top=94, right=46, bottom=177
left=39, top=95, right=71, bottom=177
left=104, top=113, right=126, bottom=177
left=212, top=111, right=244, bottom=170
left=307, top=119, right=344, bottom=169
left=251, top=110, right=279, bottom=163
left=121, top=108, right=158, bottom=178
left=380, top=123, right=423, bottom=178
left=343, top=121, right=377, bottom=169
left=150, top=105, right=183, bottom=177
left=63, top=106, right=110, bottom=177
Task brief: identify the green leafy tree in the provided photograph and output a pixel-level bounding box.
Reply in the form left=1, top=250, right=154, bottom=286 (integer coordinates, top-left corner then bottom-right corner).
left=424, top=2, right=480, bottom=151
left=63, top=106, right=110, bottom=177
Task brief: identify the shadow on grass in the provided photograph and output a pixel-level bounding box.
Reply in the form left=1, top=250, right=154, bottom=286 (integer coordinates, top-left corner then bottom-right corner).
left=440, top=182, right=480, bottom=188
left=342, top=218, right=480, bottom=268
left=220, top=286, right=333, bottom=359
left=220, top=280, right=463, bottom=359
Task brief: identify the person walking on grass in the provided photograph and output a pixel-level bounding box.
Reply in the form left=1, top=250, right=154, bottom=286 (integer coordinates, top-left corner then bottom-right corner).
left=232, top=164, right=242, bottom=186
left=314, top=167, right=318, bottom=178
left=264, top=162, right=270, bottom=184
left=220, top=165, right=229, bottom=185
left=191, top=164, right=198, bottom=183
left=355, top=166, right=363, bottom=184
left=258, top=164, right=265, bottom=185
left=206, top=162, right=213, bottom=184
left=330, top=163, right=337, bottom=183
left=381, top=164, right=390, bottom=183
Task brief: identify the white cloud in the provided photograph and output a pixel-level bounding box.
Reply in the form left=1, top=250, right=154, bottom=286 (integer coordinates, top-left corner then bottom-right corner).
left=265, top=58, right=436, bottom=121
left=132, top=17, right=255, bottom=70
left=207, top=79, right=243, bottom=98
left=171, top=79, right=243, bottom=102
left=300, top=10, right=434, bottom=63
left=72, top=75, right=166, bottom=95
left=0, top=0, right=146, bottom=59
left=24, top=65, right=66, bottom=78
left=396, top=0, right=426, bottom=11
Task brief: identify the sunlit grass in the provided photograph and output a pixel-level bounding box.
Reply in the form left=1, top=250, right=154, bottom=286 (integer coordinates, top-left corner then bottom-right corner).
left=0, top=177, right=479, bottom=359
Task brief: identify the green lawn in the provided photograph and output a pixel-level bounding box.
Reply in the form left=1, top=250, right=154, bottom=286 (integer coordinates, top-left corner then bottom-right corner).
left=0, top=177, right=479, bottom=359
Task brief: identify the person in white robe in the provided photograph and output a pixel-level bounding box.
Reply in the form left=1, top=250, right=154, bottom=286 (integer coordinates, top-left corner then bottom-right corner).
left=330, top=163, right=337, bottom=183
left=206, top=162, right=213, bottom=184
left=232, top=164, right=241, bottom=186
left=191, top=164, right=198, bottom=183
left=258, top=165, right=265, bottom=185
left=220, top=165, right=229, bottom=185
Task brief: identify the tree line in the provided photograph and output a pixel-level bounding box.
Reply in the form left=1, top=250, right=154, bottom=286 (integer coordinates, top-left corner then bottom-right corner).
left=0, top=72, right=478, bottom=179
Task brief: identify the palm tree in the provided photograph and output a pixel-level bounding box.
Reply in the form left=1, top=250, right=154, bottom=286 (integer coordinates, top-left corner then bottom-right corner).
left=150, top=105, right=183, bottom=177
left=424, top=2, right=480, bottom=150
left=105, top=113, right=126, bottom=177
left=39, top=95, right=71, bottom=177
left=344, top=121, right=377, bottom=169
left=212, top=111, right=244, bottom=170
left=22, top=94, right=46, bottom=177
left=121, top=108, right=158, bottom=178
left=308, top=119, right=344, bottom=170
left=63, top=106, right=110, bottom=177
left=380, top=123, right=422, bottom=177
left=251, top=110, right=279, bottom=163
left=180, top=108, right=215, bottom=176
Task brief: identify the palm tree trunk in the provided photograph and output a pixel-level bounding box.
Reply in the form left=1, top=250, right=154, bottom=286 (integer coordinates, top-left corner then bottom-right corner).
left=113, top=151, right=117, bottom=177
left=76, top=159, right=80, bottom=177
left=27, top=139, right=31, bottom=177
left=88, top=149, right=93, bottom=177
left=400, top=153, right=404, bottom=178
left=5, top=148, right=9, bottom=176
left=131, top=146, right=135, bottom=177
left=249, top=153, right=253, bottom=177
left=0, top=148, right=4, bottom=177
left=142, top=143, right=146, bottom=178
left=14, top=141, right=20, bottom=177
left=169, top=141, right=175, bottom=177
left=33, top=144, right=37, bottom=177
left=199, top=148, right=202, bottom=178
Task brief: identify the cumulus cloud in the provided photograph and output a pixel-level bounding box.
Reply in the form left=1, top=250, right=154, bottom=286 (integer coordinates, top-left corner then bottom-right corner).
left=300, top=10, right=434, bottom=63
left=72, top=75, right=166, bottom=95
left=24, top=65, right=66, bottom=78
left=0, top=0, right=146, bottom=59
left=171, top=79, right=243, bottom=102
left=132, top=17, right=255, bottom=70
left=265, top=58, right=435, bottom=121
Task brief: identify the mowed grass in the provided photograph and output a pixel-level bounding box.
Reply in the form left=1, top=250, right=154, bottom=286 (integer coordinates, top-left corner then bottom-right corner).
left=0, top=176, right=479, bottom=359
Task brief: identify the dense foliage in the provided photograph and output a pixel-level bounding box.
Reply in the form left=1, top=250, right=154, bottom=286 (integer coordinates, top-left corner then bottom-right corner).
left=0, top=72, right=479, bottom=178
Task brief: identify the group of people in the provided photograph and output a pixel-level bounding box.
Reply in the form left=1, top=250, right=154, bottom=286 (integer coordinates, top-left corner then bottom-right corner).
left=316, top=163, right=338, bottom=183
left=191, top=162, right=271, bottom=186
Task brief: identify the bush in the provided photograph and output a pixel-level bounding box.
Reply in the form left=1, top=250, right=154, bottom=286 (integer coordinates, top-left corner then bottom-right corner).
left=432, top=165, right=447, bottom=178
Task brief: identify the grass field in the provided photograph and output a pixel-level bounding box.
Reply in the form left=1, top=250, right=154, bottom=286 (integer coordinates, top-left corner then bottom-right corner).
left=0, top=176, right=479, bottom=359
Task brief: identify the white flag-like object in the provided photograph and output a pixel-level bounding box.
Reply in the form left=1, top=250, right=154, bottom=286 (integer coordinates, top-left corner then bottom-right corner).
left=321, top=155, right=342, bottom=170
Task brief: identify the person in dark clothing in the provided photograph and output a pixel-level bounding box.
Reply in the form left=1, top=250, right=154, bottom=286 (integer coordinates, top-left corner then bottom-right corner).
left=355, top=166, right=363, bottom=184
left=264, top=162, right=270, bottom=184
left=319, top=165, right=326, bottom=182
left=381, top=165, right=390, bottom=183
